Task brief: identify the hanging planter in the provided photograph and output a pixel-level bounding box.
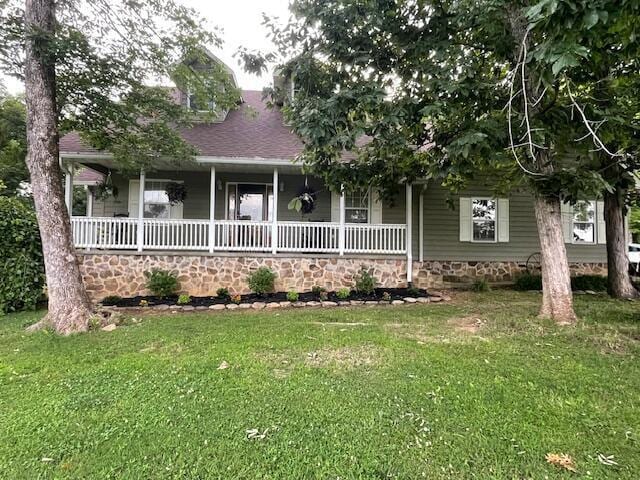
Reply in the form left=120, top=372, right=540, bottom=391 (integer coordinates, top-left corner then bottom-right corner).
left=165, top=181, right=187, bottom=205
left=91, top=171, right=118, bottom=201
left=288, top=179, right=317, bottom=215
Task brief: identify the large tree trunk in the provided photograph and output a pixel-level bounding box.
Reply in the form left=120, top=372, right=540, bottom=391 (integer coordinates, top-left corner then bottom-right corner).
left=24, top=0, right=93, bottom=334
left=533, top=194, right=577, bottom=325
left=604, top=187, right=639, bottom=298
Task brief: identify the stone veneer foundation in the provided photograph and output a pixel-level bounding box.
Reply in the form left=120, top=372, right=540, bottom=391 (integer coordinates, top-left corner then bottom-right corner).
left=78, top=252, right=607, bottom=301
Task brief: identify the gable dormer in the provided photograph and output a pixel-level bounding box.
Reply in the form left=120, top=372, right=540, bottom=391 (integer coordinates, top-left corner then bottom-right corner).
left=172, top=48, right=241, bottom=123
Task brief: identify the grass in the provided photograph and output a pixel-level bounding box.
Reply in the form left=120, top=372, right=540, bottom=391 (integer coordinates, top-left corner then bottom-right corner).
left=0, top=291, right=639, bottom=479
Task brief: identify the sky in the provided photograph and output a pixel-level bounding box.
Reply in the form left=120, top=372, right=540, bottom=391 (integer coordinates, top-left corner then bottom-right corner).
left=0, top=0, right=291, bottom=94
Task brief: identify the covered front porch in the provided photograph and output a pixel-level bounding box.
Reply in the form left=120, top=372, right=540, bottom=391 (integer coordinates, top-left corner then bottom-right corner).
left=63, top=156, right=415, bottom=262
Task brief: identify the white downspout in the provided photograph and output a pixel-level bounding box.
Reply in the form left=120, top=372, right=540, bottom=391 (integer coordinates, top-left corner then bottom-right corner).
left=209, top=166, right=216, bottom=253
left=406, top=183, right=413, bottom=285
left=137, top=170, right=145, bottom=252
left=272, top=168, right=279, bottom=254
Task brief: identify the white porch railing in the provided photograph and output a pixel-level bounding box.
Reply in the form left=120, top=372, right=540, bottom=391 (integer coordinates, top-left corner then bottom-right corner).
left=71, top=217, right=407, bottom=255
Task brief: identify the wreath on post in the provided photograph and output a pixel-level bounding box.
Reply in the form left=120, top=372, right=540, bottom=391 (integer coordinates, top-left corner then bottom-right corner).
left=288, top=179, right=317, bottom=215
left=165, top=182, right=187, bottom=205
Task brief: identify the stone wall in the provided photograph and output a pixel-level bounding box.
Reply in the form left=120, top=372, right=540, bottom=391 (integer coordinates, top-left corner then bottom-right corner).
left=78, top=252, right=607, bottom=300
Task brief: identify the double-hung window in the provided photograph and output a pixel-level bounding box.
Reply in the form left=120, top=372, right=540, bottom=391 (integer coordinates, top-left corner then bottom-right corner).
left=345, top=188, right=370, bottom=223
left=471, top=198, right=497, bottom=242
left=144, top=181, right=172, bottom=219
left=572, top=200, right=596, bottom=243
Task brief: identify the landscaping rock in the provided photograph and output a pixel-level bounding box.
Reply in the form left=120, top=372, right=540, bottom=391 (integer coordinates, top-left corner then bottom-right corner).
left=441, top=295, right=452, bottom=301
left=279, top=301, right=292, bottom=308
left=195, top=306, right=208, bottom=311
left=226, top=304, right=239, bottom=310
left=574, top=290, right=586, bottom=295
left=292, top=302, right=306, bottom=308
left=322, top=301, right=338, bottom=307
left=403, top=297, right=417, bottom=303
left=306, top=301, right=320, bottom=307
left=378, top=300, right=390, bottom=305
left=365, top=301, right=379, bottom=305
left=392, top=300, right=405, bottom=305
left=101, top=323, right=117, bottom=332
left=252, top=302, right=266, bottom=310
left=338, top=301, right=351, bottom=307
left=350, top=300, right=364, bottom=305
left=416, top=297, right=430, bottom=303
left=585, top=290, right=597, bottom=295
left=266, top=302, right=281, bottom=309
left=182, top=306, right=195, bottom=311
left=238, top=303, right=252, bottom=309
left=430, top=296, right=443, bottom=302
left=209, top=304, right=226, bottom=310
left=154, top=304, right=170, bottom=310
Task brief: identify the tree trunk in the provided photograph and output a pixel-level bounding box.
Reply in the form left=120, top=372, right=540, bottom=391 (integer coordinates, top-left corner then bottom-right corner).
left=24, top=0, right=93, bottom=334
left=604, top=187, right=639, bottom=298
left=533, top=194, right=577, bottom=325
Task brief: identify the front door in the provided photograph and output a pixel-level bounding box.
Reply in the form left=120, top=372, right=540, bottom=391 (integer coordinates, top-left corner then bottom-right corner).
left=227, top=183, right=273, bottom=221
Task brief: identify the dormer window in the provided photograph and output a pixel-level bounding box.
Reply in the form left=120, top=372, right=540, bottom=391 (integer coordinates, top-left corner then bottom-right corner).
left=187, top=91, right=216, bottom=112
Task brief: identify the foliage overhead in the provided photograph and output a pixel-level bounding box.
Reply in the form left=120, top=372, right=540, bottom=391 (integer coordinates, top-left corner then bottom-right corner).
left=0, top=0, right=241, bottom=173
left=240, top=0, right=639, bottom=204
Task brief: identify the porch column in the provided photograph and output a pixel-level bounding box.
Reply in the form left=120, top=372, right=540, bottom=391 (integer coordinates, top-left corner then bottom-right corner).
left=272, top=168, right=278, bottom=254
left=85, top=185, right=93, bottom=217
left=64, top=163, right=74, bottom=215
left=339, top=185, right=345, bottom=255
left=137, top=170, right=145, bottom=252
left=406, top=183, right=413, bottom=284
left=209, top=166, right=216, bottom=253
left=419, top=187, right=424, bottom=263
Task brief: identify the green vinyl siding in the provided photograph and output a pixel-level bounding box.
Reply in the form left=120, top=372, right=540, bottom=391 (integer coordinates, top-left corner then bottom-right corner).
left=89, top=169, right=606, bottom=263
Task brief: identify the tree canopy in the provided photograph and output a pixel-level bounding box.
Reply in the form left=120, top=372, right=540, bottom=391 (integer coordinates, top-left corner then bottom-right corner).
left=0, top=93, right=28, bottom=195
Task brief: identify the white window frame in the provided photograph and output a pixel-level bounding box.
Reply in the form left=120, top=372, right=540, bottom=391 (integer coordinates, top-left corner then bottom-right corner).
left=344, top=187, right=371, bottom=224
left=470, top=197, right=498, bottom=243
left=571, top=200, right=596, bottom=245
left=225, top=182, right=274, bottom=221
left=186, top=90, right=216, bottom=113
left=142, top=179, right=183, bottom=219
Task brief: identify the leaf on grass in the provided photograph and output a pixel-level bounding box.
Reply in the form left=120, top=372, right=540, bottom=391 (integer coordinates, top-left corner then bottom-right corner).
left=597, top=453, right=618, bottom=466
left=246, top=428, right=268, bottom=440
left=546, top=452, right=577, bottom=472
left=217, top=361, right=229, bottom=370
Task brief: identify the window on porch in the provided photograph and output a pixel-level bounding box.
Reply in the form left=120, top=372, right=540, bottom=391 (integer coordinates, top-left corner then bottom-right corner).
left=345, top=188, right=370, bottom=223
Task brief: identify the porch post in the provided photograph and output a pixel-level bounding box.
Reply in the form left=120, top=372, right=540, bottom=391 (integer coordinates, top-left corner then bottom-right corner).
left=64, top=163, right=74, bottom=215
left=85, top=185, right=93, bottom=217
left=419, top=187, right=424, bottom=263
left=137, top=170, right=145, bottom=252
left=339, top=185, right=345, bottom=255
left=272, top=168, right=278, bottom=254
left=209, top=166, right=216, bottom=253
left=406, top=183, right=413, bottom=284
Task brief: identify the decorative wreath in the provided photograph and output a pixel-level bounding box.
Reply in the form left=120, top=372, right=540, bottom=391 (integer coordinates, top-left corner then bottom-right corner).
left=165, top=182, right=187, bottom=205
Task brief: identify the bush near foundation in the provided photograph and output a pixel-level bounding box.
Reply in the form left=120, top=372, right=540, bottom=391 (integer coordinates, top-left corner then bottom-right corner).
left=247, top=267, right=276, bottom=296
left=144, top=269, right=180, bottom=298
left=514, top=273, right=608, bottom=292
left=0, top=196, right=45, bottom=314
left=355, top=267, right=376, bottom=295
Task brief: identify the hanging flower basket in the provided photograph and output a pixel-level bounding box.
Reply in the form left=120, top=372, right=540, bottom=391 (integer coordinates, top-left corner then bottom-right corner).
left=165, top=182, right=187, bottom=205
left=288, top=183, right=317, bottom=215
left=91, top=172, right=118, bottom=201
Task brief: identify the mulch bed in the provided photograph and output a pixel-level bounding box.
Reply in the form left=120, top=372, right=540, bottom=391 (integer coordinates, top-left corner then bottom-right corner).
left=101, top=287, right=431, bottom=308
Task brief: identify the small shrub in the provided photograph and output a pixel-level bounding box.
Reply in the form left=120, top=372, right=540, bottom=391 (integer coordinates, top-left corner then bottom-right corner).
left=177, top=294, right=191, bottom=305
left=286, top=290, right=299, bottom=302
left=311, top=285, right=326, bottom=296
left=216, top=287, right=230, bottom=300
left=407, top=286, right=420, bottom=297
left=319, top=290, right=329, bottom=301
left=571, top=275, right=607, bottom=292
left=355, top=267, right=376, bottom=295
left=139, top=299, right=149, bottom=308
left=471, top=278, right=491, bottom=292
left=231, top=294, right=242, bottom=304
left=381, top=291, right=392, bottom=302
left=514, top=273, right=542, bottom=291
left=336, top=288, right=351, bottom=300
left=247, top=267, right=276, bottom=296
left=144, top=268, right=179, bottom=297
left=101, top=295, right=122, bottom=305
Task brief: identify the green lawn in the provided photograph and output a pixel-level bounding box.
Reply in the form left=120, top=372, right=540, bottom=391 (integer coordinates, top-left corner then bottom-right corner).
left=1, top=292, right=638, bottom=479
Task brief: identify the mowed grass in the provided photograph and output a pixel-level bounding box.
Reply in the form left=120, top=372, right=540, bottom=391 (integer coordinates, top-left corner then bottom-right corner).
left=0, top=292, right=639, bottom=479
